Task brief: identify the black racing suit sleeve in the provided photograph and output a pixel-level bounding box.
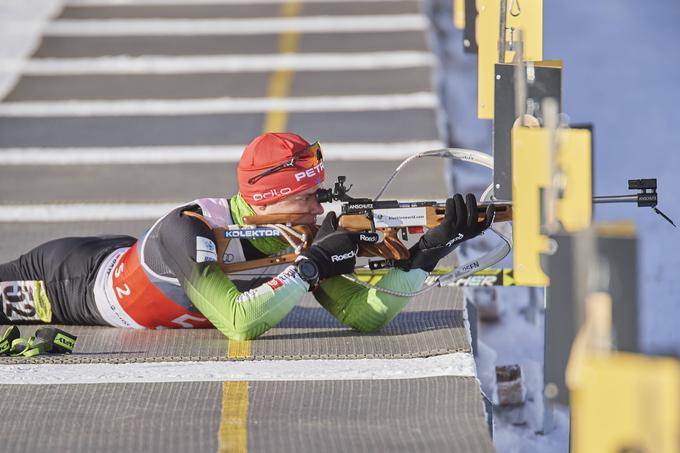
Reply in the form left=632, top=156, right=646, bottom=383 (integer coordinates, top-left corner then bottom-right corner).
left=155, top=206, right=216, bottom=286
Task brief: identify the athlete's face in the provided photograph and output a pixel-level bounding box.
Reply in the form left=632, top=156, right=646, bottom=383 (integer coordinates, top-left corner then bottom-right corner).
left=255, top=185, right=324, bottom=224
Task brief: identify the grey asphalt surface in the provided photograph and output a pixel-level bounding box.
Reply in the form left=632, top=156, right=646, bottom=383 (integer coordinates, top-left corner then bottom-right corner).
left=33, top=31, right=429, bottom=58
left=0, top=221, right=150, bottom=263
left=0, top=160, right=447, bottom=206
left=0, top=110, right=440, bottom=147
left=6, top=68, right=433, bottom=101
left=57, top=1, right=420, bottom=20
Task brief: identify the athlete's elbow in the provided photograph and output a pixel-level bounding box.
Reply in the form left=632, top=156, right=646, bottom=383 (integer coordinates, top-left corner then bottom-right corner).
left=226, top=330, right=256, bottom=341
left=220, top=322, right=270, bottom=341
left=352, top=321, right=388, bottom=333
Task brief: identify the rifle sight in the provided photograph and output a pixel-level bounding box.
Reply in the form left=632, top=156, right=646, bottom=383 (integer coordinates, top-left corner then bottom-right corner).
left=316, top=176, right=360, bottom=203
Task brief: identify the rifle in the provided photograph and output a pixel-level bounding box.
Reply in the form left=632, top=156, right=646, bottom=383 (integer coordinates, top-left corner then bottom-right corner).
left=238, top=176, right=512, bottom=272
left=230, top=174, right=674, bottom=273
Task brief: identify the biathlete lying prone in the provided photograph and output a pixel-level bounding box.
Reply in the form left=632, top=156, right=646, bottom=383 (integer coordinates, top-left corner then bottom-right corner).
left=0, top=132, right=493, bottom=340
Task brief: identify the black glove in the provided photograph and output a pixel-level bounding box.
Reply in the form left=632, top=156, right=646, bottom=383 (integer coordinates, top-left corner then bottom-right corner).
left=402, top=193, right=494, bottom=272
left=299, top=212, right=379, bottom=280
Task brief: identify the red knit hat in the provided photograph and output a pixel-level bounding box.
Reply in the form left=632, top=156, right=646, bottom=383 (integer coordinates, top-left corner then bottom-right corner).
left=237, top=132, right=325, bottom=206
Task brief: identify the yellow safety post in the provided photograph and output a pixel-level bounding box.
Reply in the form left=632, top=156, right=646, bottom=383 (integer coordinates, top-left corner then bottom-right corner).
left=476, top=0, right=542, bottom=118
left=511, top=126, right=592, bottom=286
left=511, top=127, right=551, bottom=285
left=454, top=0, right=466, bottom=29
left=555, top=128, right=592, bottom=232
left=566, top=291, right=680, bottom=453
left=570, top=353, right=680, bottom=453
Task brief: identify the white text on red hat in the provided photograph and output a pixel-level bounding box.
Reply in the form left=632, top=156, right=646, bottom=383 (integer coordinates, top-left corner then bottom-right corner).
left=253, top=187, right=293, bottom=202
left=294, top=162, right=324, bottom=182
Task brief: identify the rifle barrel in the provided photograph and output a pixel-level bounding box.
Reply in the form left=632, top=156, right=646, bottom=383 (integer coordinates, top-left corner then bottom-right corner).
left=592, top=195, right=639, bottom=204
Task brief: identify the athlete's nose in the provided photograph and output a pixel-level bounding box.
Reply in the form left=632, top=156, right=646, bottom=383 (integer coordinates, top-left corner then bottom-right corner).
left=309, top=197, right=324, bottom=216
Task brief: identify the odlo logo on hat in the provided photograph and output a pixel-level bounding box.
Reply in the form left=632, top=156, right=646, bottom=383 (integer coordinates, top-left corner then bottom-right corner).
left=253, top=187, right=293, bottom=202
left=238, top=133, right=326, bottom=205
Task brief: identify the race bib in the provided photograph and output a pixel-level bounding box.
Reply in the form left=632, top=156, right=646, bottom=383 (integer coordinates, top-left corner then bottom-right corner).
left=0, top=280, right=52, bottom=322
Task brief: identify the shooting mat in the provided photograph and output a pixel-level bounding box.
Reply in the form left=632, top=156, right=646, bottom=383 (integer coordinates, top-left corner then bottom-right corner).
left=0, top=286, right=467, bottom=364
left=0, top=377, right=494, bottom=453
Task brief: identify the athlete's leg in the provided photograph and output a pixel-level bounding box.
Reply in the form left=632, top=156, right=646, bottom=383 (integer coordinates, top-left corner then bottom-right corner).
left=0, top=235, right=135, bottom=325
left=0, top=258, right=36, bottom=324
left=0, top=242, right=58, bottom=324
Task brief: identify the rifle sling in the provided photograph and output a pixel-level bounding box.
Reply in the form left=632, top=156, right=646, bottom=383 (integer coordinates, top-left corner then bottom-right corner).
left=218, top=253, right=299, bottom=273
left=181, top=210, right=305, bottom=274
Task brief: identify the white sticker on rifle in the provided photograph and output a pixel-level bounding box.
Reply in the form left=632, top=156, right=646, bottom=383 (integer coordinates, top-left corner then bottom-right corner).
left=372, top=207, right=427, bottom=228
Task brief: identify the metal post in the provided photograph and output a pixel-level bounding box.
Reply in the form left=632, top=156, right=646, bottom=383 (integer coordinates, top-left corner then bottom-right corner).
left=498, top=0, right=508, bottom=63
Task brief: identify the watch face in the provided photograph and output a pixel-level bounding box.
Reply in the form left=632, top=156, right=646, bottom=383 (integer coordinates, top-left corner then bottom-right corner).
left=297, top=260, right=318, bottom=282
left=299, top=261, right=315, bottom=278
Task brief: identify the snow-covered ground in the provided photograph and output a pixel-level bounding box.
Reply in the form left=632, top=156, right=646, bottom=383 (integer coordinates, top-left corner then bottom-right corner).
left=475, top=288, right=569, bottom=453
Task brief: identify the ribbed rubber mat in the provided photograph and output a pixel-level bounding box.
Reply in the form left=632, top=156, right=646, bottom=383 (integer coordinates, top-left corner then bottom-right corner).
left=0, top=377, right=493, bottom=453
left=0, top=287, right=466, bottom=363
left=249, top=284, right=467, bottom=360
left=0, top=326, right=228, bottom=364
left=0, top=382, right=222, bottom=453
left=248, top=377, right=494, bottom=453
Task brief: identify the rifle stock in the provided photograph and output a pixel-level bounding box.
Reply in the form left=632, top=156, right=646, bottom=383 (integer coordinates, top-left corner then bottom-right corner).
left=482, top=202, right=513, bottom=222
left=241, top=203, right=511, bottom=262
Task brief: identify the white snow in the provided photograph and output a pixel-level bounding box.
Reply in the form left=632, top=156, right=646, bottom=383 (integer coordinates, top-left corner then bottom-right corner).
left=0, top=353, right=477, bottom=385
left=476, top=287, right=570, bottom=452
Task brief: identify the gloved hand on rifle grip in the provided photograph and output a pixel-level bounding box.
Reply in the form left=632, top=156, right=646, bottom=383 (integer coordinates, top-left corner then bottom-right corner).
left=402, top=193, right=494, bottom=272
left=299, top=212, right=380, bottom=280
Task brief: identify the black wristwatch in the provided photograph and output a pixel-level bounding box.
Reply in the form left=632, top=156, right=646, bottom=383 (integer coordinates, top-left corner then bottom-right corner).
left=295, top=258, right=319, bottom=287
